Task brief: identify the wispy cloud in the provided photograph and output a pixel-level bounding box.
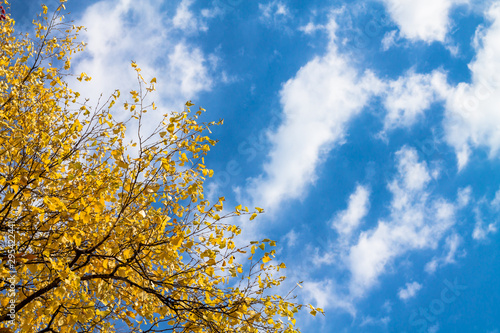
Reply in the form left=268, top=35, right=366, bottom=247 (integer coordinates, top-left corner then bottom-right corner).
left=492, top=188, right=500, bottom=209
left=472, top=209, right=498, bottom=241
left=381, top=30, right=400, bottom=51
left=302, top=279, right=357, bottom=316
left=73, top=0, right=215, bottom=136
left=246, top=14, right=384, bottom=210
left=173, top=0, right=208, bottom=33
left=398, top=281, right=423, bottom=300
left=429, top=323, right=440, bottom=333
left=367, top=2, right=500, bottom=172
left=425, top=233, right=464, bottom=273
left=259, top=0, right=291, bottom=24
left=246, top=2, right=500, bottom=211
left=376, top=2, right=500, bottom=170
left=457, top=186, right=472, bottom=208
left=347, top=147, right=455, bottom=297
left=302, top=147, right=460, bottom=312
left=378, top=0, right=469, bottom=43
left=443, top=3, right=500, bottom=169
left=381, top=70, right=449, bottom=131
left=282, top=229, right=298, bottom=248
left=331, top=185, right=370, bottom=237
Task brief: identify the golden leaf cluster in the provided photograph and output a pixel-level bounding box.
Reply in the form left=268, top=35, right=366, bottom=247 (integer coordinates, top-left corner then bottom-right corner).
left=0, top=2, right=322, bottom=332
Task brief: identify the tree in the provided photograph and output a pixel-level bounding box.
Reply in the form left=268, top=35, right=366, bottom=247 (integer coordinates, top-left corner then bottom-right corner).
left=0, top=1, right=322, bottom=332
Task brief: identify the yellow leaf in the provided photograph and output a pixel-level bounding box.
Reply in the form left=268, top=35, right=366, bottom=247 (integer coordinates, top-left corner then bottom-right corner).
left=74, top=234, right=82, bottom=247
left=171, top=236, right=183, bottom=247
left=123, top=249, right=134, bottom=259
left=249, top=213, right=258, bottom=221
left=167, top=123, right=175, bottom=133
left=116, top=160, right=128, bottom=169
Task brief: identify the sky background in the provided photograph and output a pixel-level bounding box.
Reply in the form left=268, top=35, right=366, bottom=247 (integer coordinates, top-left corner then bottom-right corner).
left=10, top=0, right=500, bottom=332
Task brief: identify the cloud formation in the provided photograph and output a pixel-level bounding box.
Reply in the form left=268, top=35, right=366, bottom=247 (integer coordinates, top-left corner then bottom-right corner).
left=331, top=185, right=370, bottom=237
left=259, top=0, right=291, bottom=23
left=381, top=70, right=449, bottom=130
left=247, top=17, right=383, bottom=209
left=425, top=233, right=463, bottom=273
left=443, top=3, right=500, bottom=169
left=73, top=0, right=214, bottom=133
left=302, top=147, right=462, bottom=312
left=348, top=147, right=455, bottom=297
left=398, top=281, right=423, bottom=300
left=375, top=2, right=500, bottom=170
left=378, top=0, right=468, bottom=43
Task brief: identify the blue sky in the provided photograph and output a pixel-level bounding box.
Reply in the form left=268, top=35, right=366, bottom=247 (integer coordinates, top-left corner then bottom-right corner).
left=11, top=0, right=500, bottom=332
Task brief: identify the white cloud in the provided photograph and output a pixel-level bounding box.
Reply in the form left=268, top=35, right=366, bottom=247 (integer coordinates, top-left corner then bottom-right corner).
left=392, top=147, right=431, bottom=192
left=302, top=280, right=356, bottom=315
left=381, top=30, right=400, bottom=51
left=492, top=188, right=500, bottom=209
left=173, top=0, right=203, bottom=33
left=347, top=147, right=456, bottom=297
left=166, top=43, right=213, bottom=96
left=425, top=259, right=439, bottom=274
left=381, top=70, right=449, bottom=130
left=425, top=233, right=464, bottom=273
left=298, top=8, right=343, bottom=44
left=302, top=147, right=463, bottom=311
left=332, top=185, right=370, bottom=236
left=443, top=233, right=462, bottom=263
left=443, top=3, right=500, bottom=169
left=398, top=281, right=422, bottom=300
left=246, top=16, right=384, bottom=209
left=311, top=251, right=337, bottom=267
left=472, top=214, right=498, bottom=240
left=457, top=186, right=472, bottom=208
left=201, top=6, right=223, bottom=19
left=72, top=0, right=213, bottom=136
left=359, top=315, right=391, bottom=327
left=379, top=0, right=469, bottom=43
left=374, top=53, right=500, bottom=172
left=299, top=21, right=322, bottom=34
left=282, top=229, right=298, bottom=247
left=259, top=0, right=290, bottom=21
left=429, top=323, right=440, bottom=333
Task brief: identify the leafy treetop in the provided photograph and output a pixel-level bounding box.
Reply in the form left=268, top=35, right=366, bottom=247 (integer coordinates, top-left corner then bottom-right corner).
left=0, top=1, right=322, bottom=332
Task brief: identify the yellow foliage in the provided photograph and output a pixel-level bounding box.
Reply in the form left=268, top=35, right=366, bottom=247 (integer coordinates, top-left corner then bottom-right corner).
left=0, top=2, right=319, bottom=332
